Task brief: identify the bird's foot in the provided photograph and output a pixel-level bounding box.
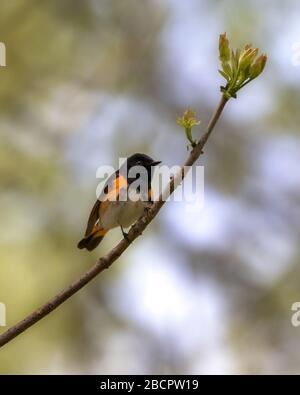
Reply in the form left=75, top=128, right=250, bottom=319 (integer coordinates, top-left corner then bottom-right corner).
left=144, top=203, right=152, bottom=216
left=120, top=224, right=130, bottom=242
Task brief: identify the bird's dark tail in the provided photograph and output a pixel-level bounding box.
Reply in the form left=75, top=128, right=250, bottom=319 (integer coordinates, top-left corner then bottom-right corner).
left=77, top=228, right=107, bottom=251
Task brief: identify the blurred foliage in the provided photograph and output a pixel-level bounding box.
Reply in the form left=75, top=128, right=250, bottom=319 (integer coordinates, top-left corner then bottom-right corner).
left=1, top=0, right=300, bottom=374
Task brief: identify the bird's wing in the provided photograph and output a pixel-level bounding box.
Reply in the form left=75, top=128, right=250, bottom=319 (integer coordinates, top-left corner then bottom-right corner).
left=84, top=199, right=101, bottom=236
left=84, top=171, right=128, bottom=236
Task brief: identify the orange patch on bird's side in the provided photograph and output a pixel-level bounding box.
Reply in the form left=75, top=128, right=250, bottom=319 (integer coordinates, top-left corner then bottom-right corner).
left=115, top=175, right=128, bottom=192
left=95, top=228, right=107, bottom=237
left=99, top=175, right=128, bottom=217
left=92, top=224, right=107, bottom=237
left=106, top=175, right=128, bottom=202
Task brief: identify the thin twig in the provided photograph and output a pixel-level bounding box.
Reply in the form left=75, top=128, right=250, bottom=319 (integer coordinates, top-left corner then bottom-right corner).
left=0, top=95, right=228, bottom=349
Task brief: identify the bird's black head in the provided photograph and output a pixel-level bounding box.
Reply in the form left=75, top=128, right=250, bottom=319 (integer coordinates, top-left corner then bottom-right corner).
left=126, top=153, right=161, bottom=171
left=123, top=153, right=161, bottom=187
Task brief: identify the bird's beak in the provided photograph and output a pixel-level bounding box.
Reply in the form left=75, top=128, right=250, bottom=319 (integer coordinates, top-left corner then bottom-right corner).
left=150, top=160, right=161, bottom=166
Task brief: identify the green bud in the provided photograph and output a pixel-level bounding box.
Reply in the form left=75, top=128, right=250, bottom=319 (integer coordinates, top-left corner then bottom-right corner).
left=231, top=49, right=240, bottom=75
left=239, top=48, right=258, bottom=72
left=177, top=109, right=200, bottom=147
left=249, top=54, right=267, bottom=79
left=218, top=33, right=267, bottom=99
left=222, top=61, right=232, bottom=78
left=219, top=33, right=230, bottom=63
left=177, top=109, right=200, bottom=129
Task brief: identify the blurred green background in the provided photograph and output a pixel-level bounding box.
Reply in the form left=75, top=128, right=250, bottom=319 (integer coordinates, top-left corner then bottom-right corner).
left=1, top=0, right=300, bottom=374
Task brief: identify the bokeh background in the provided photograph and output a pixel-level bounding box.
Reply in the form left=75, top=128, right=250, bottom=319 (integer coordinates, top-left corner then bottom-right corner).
left=1, top=0, right=300, bottom=374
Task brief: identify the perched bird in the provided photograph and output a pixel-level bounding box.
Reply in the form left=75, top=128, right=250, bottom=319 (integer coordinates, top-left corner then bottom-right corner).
left=77, top=153, right=161, bottom=251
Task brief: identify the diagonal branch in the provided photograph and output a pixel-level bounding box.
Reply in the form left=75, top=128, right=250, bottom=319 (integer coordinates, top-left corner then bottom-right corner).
left=0, top=95, right=228, bottom=349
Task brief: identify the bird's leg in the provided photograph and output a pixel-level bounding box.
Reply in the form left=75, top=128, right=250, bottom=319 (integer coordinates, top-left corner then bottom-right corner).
left=119, top=223, right=130, bottom=242
left=143, top=201, right=153, bottom=216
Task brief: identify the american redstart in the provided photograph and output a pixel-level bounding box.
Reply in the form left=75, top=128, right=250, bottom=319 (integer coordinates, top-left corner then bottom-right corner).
left=77, top=153, right=161, bottom=251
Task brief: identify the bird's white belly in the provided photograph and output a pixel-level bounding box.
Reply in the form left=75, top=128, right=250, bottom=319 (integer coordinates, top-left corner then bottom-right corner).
left=100, top=200, right=146, bottom=230
left=119, top=200, right=145, bottom=228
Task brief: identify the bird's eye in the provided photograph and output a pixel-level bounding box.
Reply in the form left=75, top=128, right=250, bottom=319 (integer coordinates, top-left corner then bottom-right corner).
left=136, top=161, right=142, bottom=166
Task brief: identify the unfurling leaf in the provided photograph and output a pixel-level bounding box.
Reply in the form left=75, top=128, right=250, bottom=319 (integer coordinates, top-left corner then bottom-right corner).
left=218, top=33, right=267, bottom=99
left=177, top=109, right=200, bottom=148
